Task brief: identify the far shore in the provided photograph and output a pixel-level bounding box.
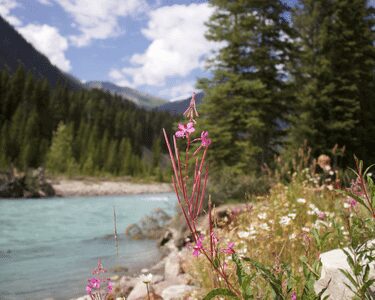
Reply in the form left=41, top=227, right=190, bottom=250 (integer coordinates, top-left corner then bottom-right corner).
left=52, top=179, right=172, bottom=197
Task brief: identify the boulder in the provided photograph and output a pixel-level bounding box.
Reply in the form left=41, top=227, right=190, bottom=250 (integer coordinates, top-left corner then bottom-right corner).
left=315, top=245, right=375, bottom=299
left=161, top=285, right=196, bottom=300
left=164, top=251, right=181, bottom=281
left=126, top=275, right=163, bottom=300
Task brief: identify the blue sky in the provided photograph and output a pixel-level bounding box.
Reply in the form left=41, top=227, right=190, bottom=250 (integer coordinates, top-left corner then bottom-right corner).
left=0, top=0, right=219, bottom=100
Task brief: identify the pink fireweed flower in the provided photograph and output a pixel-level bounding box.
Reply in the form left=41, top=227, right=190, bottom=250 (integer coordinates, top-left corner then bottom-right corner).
left=223, top=242, right=235, bottom=255
left=193, top=236, right=204, bottom=257
left=92, top=259, right=107, bottom=274
left=88, top=277, right=101, bottom=289
left=85, top=285, right=92, bottom=294
left=200, top=131, right=211, bottom=147
left=183, top=92, right=199, bottom=122
left=175, top=122, right=195, bottom=138
left=291, top=291, right=297, bottom=300
left=211, top=231, right=219, bottom=247
left=349, top=198, right=357, bottom=208
left=107, top=280, right=113, bottom=292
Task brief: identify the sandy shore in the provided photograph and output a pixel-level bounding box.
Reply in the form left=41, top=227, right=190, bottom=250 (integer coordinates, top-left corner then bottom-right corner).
left=52, top=179, right=172, bottom=197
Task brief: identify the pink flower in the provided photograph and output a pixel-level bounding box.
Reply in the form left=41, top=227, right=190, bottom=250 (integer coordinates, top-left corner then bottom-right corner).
left=223, top=242, right=235, bottom=255
left=200, top=131, right=211, bottom=147
left=85, top=285, right=92, bottom=294
left=92, top=259, right=107, bottom=274
left=317, top=211, right=326, bottom=220
left=88, top=278, right=100, bottom=289
left=211, top=231, right=219, bottom=247
left=193, top=236, right=204, bottom=257
left=291, top=291, right=297, bottom=300
left=107, top=280, right=113, bottom=292
left=175, top=122, right=195, bottom=138
left=349, top=198, right=357, bottom=208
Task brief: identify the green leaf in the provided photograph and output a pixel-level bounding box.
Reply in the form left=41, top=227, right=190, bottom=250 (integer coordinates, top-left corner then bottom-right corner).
left=203, top=288, right=239, bottom=300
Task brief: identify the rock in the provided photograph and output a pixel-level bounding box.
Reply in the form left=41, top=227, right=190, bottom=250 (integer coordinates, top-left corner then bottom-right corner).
left=119, top=276, right=138, bottom=296
left=125, top=224, right=144, bottom=240
left=126, top=275, right=163, bottom=300
left=161, top=285, right=196, bottom=300
left=164, top=251, right=181, bottom=281
left=158, top=230, right=173, bottom=247
left=315, top=244, right=375, bottom=299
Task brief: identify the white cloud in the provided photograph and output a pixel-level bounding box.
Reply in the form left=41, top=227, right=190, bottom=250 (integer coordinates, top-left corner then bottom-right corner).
left=0, top=0, right=22, bottom=26
left=160, top=81, right=197, bottom=101
left=50, top=0, right=148, bottom=47
left=38, top=0, right=53, bottom=6
left=18, top=24, right=71, bottom=72
left=110, top=3, right=218, bottom=88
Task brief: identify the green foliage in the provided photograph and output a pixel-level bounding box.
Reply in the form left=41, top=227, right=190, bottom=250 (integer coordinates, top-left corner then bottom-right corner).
left=198, top=0, right=294, bottom=173
left=288, top=0, right=375, bottom=163
left=0, top=66, right=176, bottom=178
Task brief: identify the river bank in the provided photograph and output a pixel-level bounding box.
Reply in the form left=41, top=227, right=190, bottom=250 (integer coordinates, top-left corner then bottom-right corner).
left=52, top=179, right=172, bottom=197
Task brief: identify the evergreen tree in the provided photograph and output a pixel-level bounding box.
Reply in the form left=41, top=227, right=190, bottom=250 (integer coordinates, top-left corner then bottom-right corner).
left=46, top=122, right=76, bottom=174
left=288, top=0, right=375, bottom=162
left=199, top=0, right=293, bottom=172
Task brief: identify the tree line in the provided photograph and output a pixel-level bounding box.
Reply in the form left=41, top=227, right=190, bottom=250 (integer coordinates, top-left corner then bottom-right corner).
left=199, top=0, right=375, bottom=173
left=0, top=67, right=175, bottom=177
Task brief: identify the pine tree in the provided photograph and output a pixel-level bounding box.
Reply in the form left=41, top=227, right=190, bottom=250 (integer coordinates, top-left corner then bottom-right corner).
left=288, top=0, right=375, bottom=162
left=199, top=0, right=294, bottom=172
left=46, top=122, right=76, bottom=174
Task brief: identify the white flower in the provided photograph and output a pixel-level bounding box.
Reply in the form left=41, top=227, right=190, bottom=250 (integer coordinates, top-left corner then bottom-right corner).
left=259, top=223, right=270, bottom=231
left=257, top=212, right=267, bottom=220
left=343, top=203, right=351, bottom=208
left=248, top=225, right=257, bottom=235
left=302, top=227, right=310, bottom=232
left=297, top=198, right=306, bottom=204
left=238, top=231, right=250, bottom=238
left=279, top=216, right=291, bottom=226
left=289, top=233, right=297, bottom=240
left=139, top=273, right=153, bottom=284
left=288, top=213, right=297, bottom=220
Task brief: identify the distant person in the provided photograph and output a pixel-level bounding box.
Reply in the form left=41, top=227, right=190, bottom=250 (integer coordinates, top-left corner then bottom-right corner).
left=315, top=154, right=337, bottom=188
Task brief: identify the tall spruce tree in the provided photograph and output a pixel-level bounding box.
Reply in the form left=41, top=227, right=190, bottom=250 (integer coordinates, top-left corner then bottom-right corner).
left=199, top=0, right=293, bottom=172
left=288, top=0, right=375, bottom=162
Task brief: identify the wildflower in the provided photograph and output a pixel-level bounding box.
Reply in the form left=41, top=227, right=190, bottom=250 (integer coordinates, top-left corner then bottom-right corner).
left=92, top=259, right=107, bottom=274
left=175, top=122, right=195, bottom=138
left=257, top=212, right=267, bottom=220
left=88, top=277, right=100, bottom=289
left=302, top=227, right=310, bottom=232
left=86, top=285, right=92, bottom=294
left=211, top=231, right=219, bottom=246
left=183, top=92, right=199, bottom=121
left=259, top=223, right=270, bottom=231
left=288, top=213, right=297, bottom=220
left=349, top=198, right=357, bottom=208
left=291, top=291, right=297, bottom=300
left=193, top=236, right=204, bottom=257
left=223, top=242, right=235, bottom=255
left=279, top=216, right=291, bottom=226
left=139, top=273, right=153, bottom=284
left=107, top=280, right=113, bottom=292
left=296, top=198, right=306, bottom=204
left=200, top=131, right=211, bottom=147
left=317, top=211, right=326, bottom=220
left=238, top=231, right=250, bottom=238
left=289, top=233, right=297, bottom=240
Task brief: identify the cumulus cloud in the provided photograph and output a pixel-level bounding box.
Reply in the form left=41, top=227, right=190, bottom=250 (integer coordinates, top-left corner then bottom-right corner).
left=160, top=81, right=197, bottom=101
left=0, top=0, right=22, bottom=26
left=110, top=3, right=218, bottom=88
left=18, top=24, right=71, bottom=72
left=50, top=0, right=148, bottom=47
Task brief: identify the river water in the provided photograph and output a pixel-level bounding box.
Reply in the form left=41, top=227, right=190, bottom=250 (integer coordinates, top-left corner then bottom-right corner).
left=0, top=193, right=176, bottom=300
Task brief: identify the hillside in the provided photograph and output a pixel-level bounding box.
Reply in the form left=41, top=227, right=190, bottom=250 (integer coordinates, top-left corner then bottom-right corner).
left=0, top=16, right=81, bottom=89
left=157, top=92, right=204, bottom=115
left=85, top=81, right=166, bottom=108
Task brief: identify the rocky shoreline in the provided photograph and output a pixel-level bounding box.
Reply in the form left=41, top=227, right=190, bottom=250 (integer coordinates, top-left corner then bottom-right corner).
left=74, top=226, right=197, bottom=300
left=52, top=179, right=172, bottom=197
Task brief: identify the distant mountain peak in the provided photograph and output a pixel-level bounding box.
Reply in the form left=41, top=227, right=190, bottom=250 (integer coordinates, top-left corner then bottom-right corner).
left=157, top=91, right=204, bottom=115
left=85, top=81, right=166, bottom=108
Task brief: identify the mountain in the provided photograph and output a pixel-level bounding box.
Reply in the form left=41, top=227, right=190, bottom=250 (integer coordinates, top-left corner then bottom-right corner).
left=0, top=16, right=81, bottom=89
left=158, top=92, right=204, bottom=115
left=85, top=81, right=166, bottom=108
